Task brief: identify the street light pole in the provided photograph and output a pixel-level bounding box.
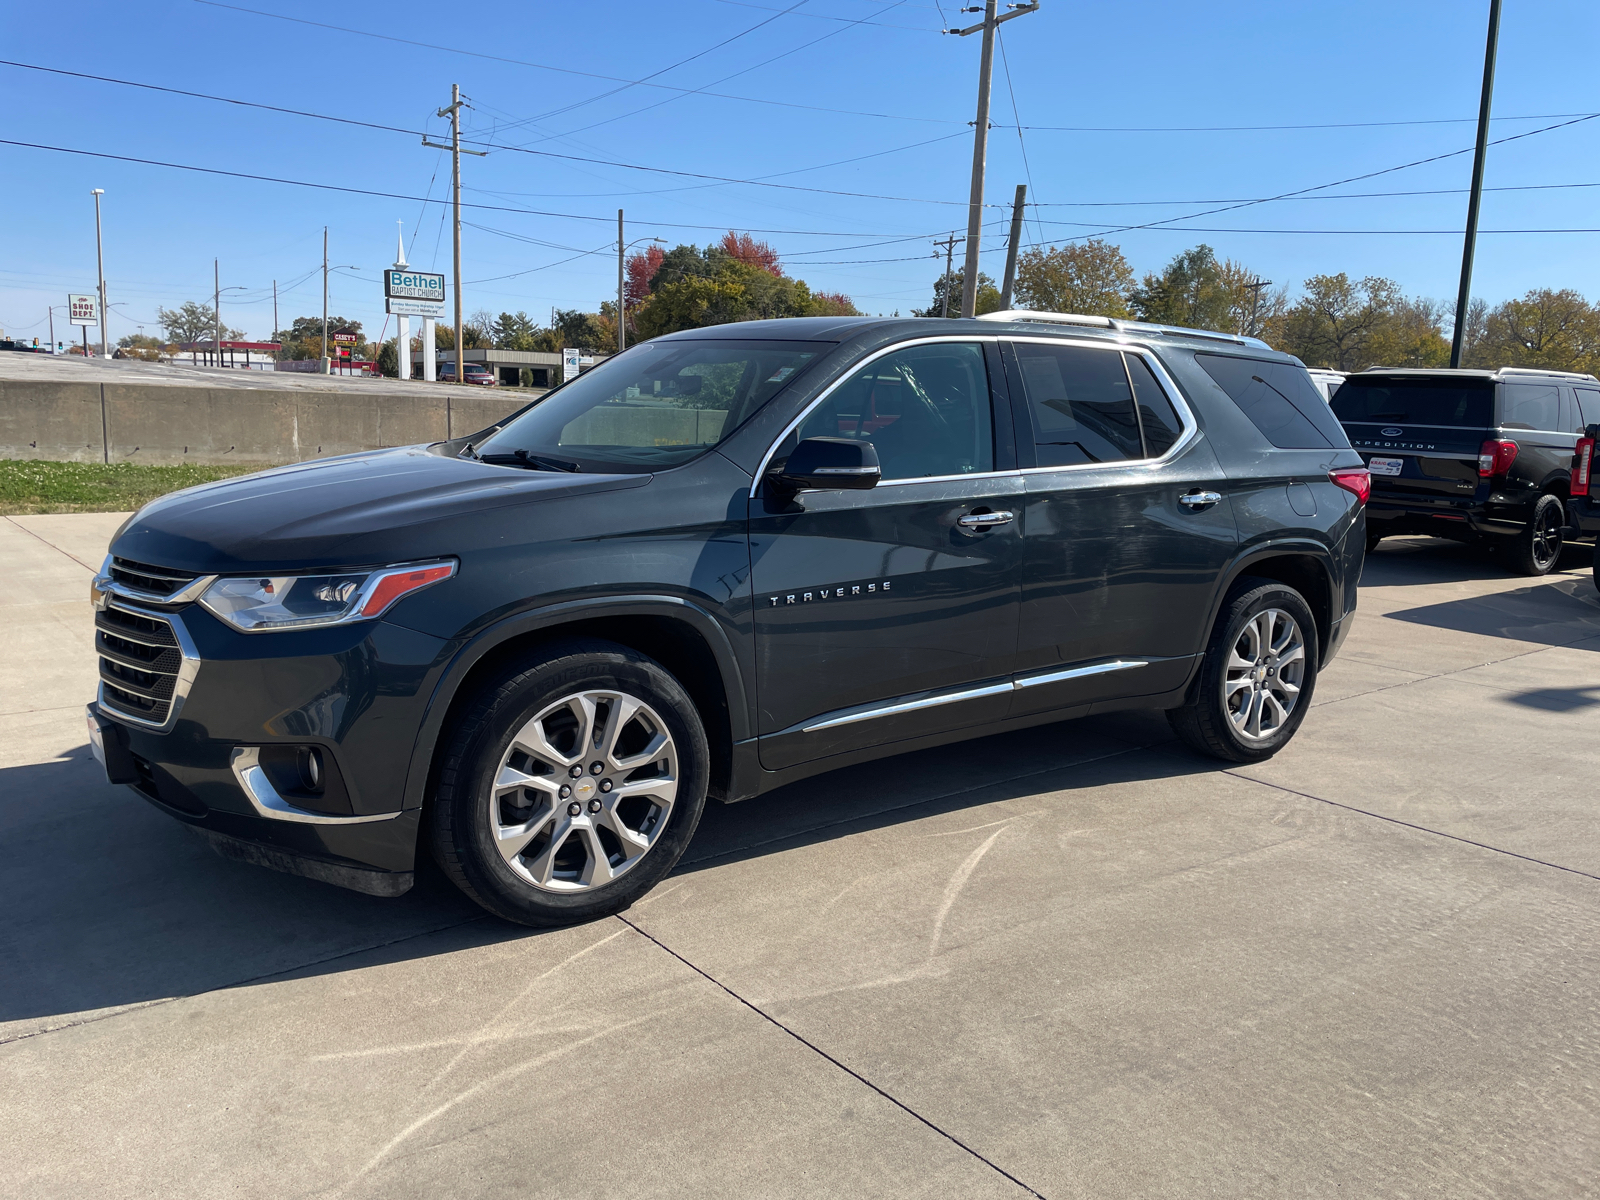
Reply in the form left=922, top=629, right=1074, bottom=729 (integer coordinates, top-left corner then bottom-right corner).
left=1450, top=0, right=1502, bottom=368
left=214, top=258, right=222, bottom=367
left=322, top=227, right=330, bottom=374
left=91, top=188, right=107, bottom=356
left=947, top=1, right=1038, bottom=318
left=999, top=183, right=1027, bottom=310
left=423, top=85, right=486, bottom=386
left=617, top=209, right=626, bottom=355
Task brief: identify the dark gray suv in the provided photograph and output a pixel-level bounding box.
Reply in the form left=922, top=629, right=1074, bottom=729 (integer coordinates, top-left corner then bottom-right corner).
left=87, top=312, right=1369, bottom=926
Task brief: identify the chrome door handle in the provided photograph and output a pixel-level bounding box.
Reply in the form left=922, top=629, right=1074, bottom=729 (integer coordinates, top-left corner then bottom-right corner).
left=1179, top=491, right=1222, bottom=509
left=958, top=510, right=1015, bottom=528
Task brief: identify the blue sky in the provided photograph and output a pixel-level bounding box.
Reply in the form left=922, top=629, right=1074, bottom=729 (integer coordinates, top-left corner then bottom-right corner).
left=4, top=0, right=1599, bottom=346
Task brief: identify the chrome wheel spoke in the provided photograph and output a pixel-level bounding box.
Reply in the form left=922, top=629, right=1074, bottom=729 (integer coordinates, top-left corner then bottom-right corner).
left=1222, top=607, right=1305, bottom=743
left=492, top=686, right=679, bottom=894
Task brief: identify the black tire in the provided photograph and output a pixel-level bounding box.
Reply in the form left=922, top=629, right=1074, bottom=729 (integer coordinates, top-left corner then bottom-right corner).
left=430, top=638, right=709, bottom=927
left=1508, top=494, right=1564, bottom=576
left=1593, top=549, right=1599, bottom=595
left=1167, top=577, right=1320, bottom=764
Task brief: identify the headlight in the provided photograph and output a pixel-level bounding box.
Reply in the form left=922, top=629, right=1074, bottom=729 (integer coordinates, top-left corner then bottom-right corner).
left=198, top=560, right=455, bottom=632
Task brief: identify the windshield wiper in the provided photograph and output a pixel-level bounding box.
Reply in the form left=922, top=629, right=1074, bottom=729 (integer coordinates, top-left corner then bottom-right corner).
left=478, top=449, right=581, bottom=472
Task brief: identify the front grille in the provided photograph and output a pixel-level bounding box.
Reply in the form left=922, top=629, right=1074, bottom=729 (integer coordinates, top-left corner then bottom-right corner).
left=97, top=604, right=183, bottom=726
left=109, top=556, right=200, bottom=598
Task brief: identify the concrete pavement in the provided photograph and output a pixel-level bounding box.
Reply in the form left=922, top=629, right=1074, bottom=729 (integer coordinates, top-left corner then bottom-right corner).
left=2, top=517, right=1597, bottom=1198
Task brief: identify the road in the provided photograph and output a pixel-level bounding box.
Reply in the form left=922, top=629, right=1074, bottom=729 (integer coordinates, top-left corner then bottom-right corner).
left=2, top=513, right=1597, bottom=1198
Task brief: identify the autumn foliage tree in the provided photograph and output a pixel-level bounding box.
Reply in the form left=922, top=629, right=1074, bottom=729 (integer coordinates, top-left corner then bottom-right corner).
left=718, top=231, right=784, bottom=277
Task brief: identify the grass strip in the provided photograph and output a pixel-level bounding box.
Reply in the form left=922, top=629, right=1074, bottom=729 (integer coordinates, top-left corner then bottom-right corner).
left=0, top=459, right=261, bottom=515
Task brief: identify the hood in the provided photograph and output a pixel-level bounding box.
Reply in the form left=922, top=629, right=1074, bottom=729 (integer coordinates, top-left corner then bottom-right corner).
left=111, top=446, right=649, bottom=573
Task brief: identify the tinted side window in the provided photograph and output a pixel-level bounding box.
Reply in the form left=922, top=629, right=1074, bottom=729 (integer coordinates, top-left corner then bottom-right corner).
left=1195, top=354, right=1342, bottom=449
left=1575, top=387, right=1600, bottom=429
left=1501, top=383, right=1560, bottom=431
left=1014, top=343, right=1142, bottom=465
left=1125, top=353, right=1184, bottom=456
left=791, top=342, right=993, bottom=481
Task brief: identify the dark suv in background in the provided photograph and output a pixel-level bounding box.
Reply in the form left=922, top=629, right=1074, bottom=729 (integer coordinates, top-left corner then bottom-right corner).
left=86, top=312, right=1368, bottom=926
left=1332, top=367, right=1600, bottom=574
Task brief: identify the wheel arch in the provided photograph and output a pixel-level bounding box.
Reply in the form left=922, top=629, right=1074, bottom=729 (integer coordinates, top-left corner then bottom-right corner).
left=1210, top=542, right=1339, bottom=666
left=400, top=597, right=748, bottom=812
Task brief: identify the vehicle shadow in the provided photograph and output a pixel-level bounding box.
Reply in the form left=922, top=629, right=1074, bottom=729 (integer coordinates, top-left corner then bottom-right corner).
left=1362, top=534, right=1593, bottom=587
left=1500, top=684, right=1600, bottom=713
left=0, top=710, right=1206, bottom=1033
left=1382, top=577, right=1600, bottom=650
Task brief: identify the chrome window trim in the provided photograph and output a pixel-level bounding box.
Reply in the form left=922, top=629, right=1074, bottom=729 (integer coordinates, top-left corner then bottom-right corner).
left=230, top=746, right=402, bottom=825
left=753, top=335, right=1003, bottom=495
left=1006, top=336, right=1202, bottom=476
left=786, top=658, right=1150, bottom=737
left=96, top=599, right=201, bottom=732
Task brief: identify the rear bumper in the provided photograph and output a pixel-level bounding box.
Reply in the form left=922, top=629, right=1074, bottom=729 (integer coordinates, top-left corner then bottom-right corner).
left=1367, top=497, right=1524, bottom=541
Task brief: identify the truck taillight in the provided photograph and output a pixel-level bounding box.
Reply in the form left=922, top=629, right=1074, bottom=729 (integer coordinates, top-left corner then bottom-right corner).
left=1573, top=437, right=1594, bottom=493
left=1478, top=439, right=1518, bottom=477
left=1329, top=467, right=1371, bottom=504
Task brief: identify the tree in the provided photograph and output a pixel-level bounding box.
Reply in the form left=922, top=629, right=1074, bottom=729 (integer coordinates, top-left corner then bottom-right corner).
left=1015, top=240, right=1133, bottom=317
left=273, top=315, right=364, bottom=361
left=808, top=291, right=861, bottom=317
left=1215, top=257, right=1287, bottom=338
left=158, top=300, right=242, bottom=345
left=913, top=268, right=1001, bottom=318
left=552, top=308, right=613, bottom=351
left=1469, top=288, right=1600, bottom=374
left=492, top=311, right=540, bottom=350
left=1129, top=245, right=1235, bottom=331
left=430, top=319, right=489, bottom=351
left=1275, top=275, right=1418, bottom=371
left=719, top=231, right=783, bottom=277
left=625, top=244, right=666, bottom=310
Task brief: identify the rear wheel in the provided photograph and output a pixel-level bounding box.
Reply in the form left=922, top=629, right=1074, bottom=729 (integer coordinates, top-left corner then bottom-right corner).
left=430, top=639, right=709, bottom=927
left=1508, top=494, right=1564, bottom=576
left=1168, top=578, right=1319, bottom=764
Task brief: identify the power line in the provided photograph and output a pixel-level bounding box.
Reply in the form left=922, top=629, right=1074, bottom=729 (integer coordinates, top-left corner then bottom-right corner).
left=995, top=27, right=1042, bottom=243
left=191, top=0, right=956, bottom=126
left=0, top=60, right=979, bottom=207
left=1003, top=111, right=1600, bottom=133
left=1028, top=180, right=1600, bottom=207
left=0, top=137, right=955, bottom=237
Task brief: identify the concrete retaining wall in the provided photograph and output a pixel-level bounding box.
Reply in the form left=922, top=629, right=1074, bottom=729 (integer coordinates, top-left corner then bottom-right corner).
left=0, top=380, right=535, bottom=465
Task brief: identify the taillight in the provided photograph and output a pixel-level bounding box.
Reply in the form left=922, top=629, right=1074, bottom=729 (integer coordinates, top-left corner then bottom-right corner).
left=1478, top=438, right=1518, bottom=477
left=1329, top=467, right=1371, bottom=504
left=1573, top=437, right=1594, bottom=493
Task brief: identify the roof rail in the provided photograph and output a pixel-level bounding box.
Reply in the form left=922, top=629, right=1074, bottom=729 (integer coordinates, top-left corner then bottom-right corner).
left=976, top=309, right=1273, bottom=350
left=1497, top=366, right=1600, bottom=382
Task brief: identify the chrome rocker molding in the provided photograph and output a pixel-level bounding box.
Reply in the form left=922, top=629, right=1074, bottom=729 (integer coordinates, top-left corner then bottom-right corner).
left=230, top=746, right=403, bottom=825
left=97, top=599, right=203, bottom=732
left=795, top=659, right=1149, bottom=735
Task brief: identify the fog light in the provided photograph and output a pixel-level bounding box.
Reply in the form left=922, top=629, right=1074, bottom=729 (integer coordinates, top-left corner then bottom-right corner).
left=297, top=746, right=324, bottom=793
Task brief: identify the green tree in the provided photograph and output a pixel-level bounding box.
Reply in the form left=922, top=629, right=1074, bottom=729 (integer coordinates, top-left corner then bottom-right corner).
left=1129, top=245, right=1236, bottom=331
left=1276, top=275, right=1406, bottom=370
left=273, top=316, right=364, bottom=361
left=1015, top=240, right=1133, bottom=317
left=492, top=310, right=540, bottom=349
left=913, top=268, right=1000, bottom=318
left=808, top=291, right=861, bottom=317
left=158, top=301, right=242, bottom=345
left=1468, top=288, right=1600, bottom=374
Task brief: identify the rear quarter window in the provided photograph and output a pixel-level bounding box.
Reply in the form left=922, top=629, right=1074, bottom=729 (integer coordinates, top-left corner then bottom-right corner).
left=1330, top=378, right=1493, bottom=427
left=1194, top=353, right=1346, bottom=449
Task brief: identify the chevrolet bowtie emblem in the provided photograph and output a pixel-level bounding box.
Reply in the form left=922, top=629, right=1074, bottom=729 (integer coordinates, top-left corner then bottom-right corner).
left=768, top=581, right=892, bottom=606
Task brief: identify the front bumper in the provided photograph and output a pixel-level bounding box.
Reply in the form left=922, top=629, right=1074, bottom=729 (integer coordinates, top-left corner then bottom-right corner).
left=88, top=601, right=457, bottom=895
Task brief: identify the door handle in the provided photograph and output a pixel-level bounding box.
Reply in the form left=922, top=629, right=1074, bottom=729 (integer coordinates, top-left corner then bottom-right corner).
left=1179, top=490, right=1223, bottom=509
left=958, top=509, right=1015, bottom=528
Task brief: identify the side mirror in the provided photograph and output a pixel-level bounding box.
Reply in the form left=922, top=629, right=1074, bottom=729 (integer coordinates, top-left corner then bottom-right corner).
left=771, top=436, right=881, bottom=493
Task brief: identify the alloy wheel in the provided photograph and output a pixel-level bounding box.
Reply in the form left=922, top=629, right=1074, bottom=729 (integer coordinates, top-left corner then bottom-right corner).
left=491, top=689, right=678, bottom=892
left=1531, top=504, right=1562, bottom=570
left=1223, top=608, right=1306, bottom=742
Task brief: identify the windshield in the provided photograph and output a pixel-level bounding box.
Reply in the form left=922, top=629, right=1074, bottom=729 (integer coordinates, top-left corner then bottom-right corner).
left=1331, top=377, right=1493, bottom=427
left=473, top=339, right=827, bottom=471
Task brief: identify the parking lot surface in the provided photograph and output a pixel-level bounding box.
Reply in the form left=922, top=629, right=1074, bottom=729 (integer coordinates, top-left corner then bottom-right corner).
left=2, top=513, right=1597, bottom=1199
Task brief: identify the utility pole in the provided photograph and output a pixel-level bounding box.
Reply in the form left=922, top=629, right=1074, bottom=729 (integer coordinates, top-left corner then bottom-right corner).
left=423, top=84, right=487, bottom=385
left=999, top=183, right=1027, bottom=310
left=1242, top=276, right=1272, bottom=338
left=91, top=188, right=108, bottom=356
left=1450, top=0, right=1501, bottom=368
left=617, top=209, right=626, bottom=355
left=321, top=227, right=330, bottom=374
left=947, top=1, right=1039, bottom=318
left=214, top=258, right=221, bottom=366
left=272, top=279, right=278, bottom=342
left=934, top=234, right=963, bottom=317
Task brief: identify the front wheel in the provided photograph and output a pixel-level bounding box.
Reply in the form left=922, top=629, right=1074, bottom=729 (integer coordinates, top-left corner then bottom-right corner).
left=430, top=639, right=709, bottom=927
left=1168, top=578, right=1320, bottom=764
left=1509, top=494, right=1564, bottom=576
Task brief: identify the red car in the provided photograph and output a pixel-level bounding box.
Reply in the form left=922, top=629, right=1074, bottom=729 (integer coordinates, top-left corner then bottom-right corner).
left=438, top=363, right=497, bottom=386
